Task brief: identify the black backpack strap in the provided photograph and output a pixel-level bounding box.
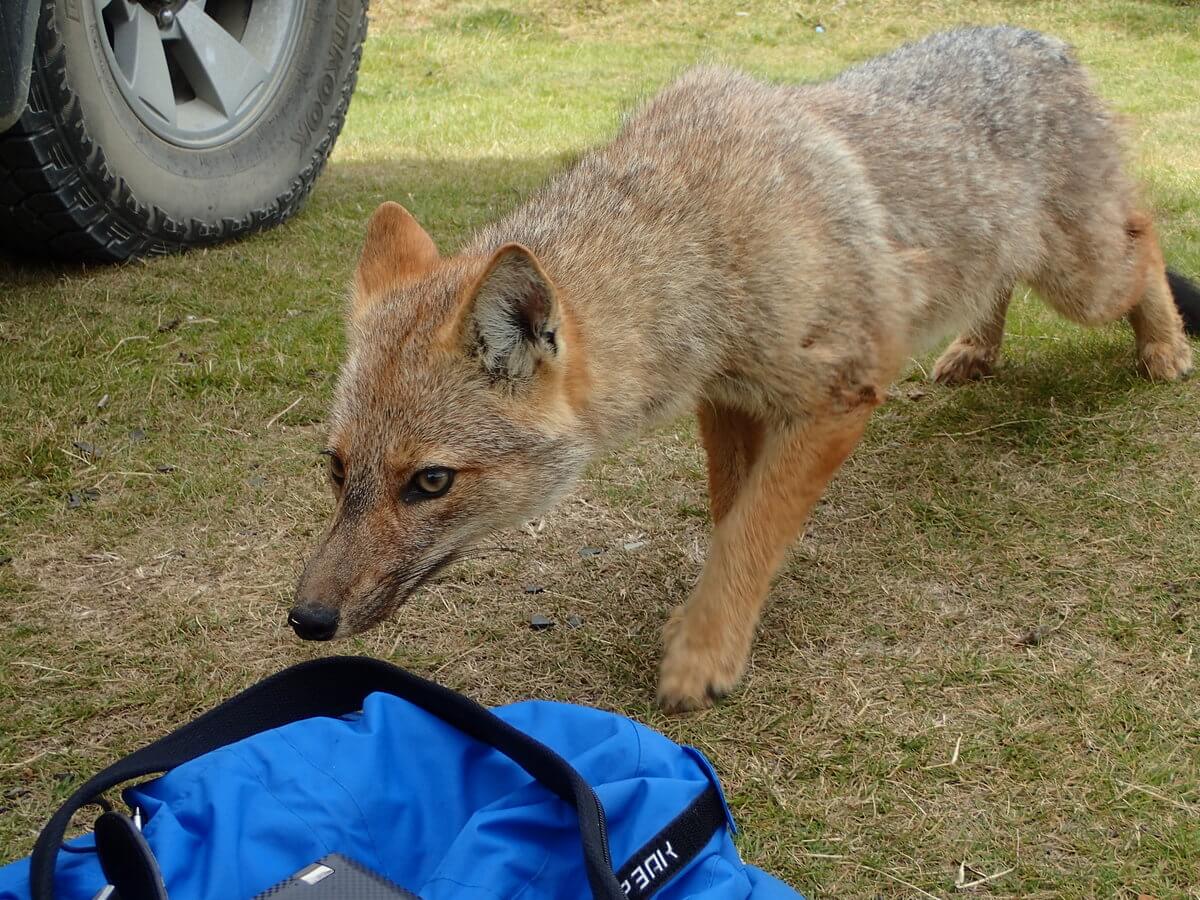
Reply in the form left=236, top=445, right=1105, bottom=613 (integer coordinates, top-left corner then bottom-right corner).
left=614, top=784, right=728, bottom=899
left=30, top=655, right=624, bottom=900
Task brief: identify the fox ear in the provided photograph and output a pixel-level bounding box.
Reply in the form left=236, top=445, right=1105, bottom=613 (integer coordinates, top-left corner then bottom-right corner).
left=352, top=201, right=439, bottom=320
left=459, top=243, right=561, bottom=380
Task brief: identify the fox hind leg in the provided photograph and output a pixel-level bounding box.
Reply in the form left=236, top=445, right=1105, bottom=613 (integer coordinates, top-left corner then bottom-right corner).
left=932, top=286, right=1014, bottom=385
left=1131, top=273, right=1194, bottom=380
left=1034, top=210, right=1192, bottom=381
left=1125, top=217, right=1193, bottom=380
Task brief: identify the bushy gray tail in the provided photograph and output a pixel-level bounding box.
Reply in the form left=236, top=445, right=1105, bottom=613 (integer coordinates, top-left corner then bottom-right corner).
left=1168, top=270, right=1200, bottom=336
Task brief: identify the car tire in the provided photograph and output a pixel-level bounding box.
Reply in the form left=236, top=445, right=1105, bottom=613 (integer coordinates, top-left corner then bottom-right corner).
left=0, top=0, right=368, bottom=263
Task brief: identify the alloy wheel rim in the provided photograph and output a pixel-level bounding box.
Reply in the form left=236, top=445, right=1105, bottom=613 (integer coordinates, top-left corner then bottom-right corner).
left=95, top=0, right=303, bottom=149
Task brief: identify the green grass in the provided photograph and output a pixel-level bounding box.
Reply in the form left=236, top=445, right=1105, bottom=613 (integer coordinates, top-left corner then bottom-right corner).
left=2, top=1, right=1199, bottom=896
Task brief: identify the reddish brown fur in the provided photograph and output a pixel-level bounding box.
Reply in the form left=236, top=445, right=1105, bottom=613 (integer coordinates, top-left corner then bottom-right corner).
left=294, top=31, right=1194, bottom=711
left=353, top=202, right=441, bottom=310
left=697, top=402, right=764, bottom=525
left=660, top=406, right=875, bottom=707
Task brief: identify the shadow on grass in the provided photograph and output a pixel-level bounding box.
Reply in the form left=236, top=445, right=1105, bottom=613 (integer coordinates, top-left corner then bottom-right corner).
left=891, top=314, right=1199, bottom=466
left=0, top=152, right=580, bottom=287
left=0, top=247, right=83, bottom=289
left=301, top=154, right=580, bottom=250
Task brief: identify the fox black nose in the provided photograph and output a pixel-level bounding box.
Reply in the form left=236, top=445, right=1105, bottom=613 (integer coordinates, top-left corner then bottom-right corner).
left=288, top=604, right=340, bottom=641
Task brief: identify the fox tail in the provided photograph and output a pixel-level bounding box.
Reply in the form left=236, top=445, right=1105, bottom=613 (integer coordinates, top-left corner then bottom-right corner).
left=1167, top=269, right=1200, bottom=336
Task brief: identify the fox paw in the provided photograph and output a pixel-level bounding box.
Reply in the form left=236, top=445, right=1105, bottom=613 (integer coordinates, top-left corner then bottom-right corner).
left=657, top=609, right=748, bottom=713
left=932, top=340, right=997, bottom=385
left=1137, top=339, right=1193, bottom=381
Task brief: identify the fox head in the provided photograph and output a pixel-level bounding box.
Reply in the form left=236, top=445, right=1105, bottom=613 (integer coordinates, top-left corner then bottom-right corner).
left=289, top=202, right=593, bottom=641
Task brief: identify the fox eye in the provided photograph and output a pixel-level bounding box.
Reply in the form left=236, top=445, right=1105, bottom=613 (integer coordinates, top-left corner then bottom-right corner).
left=405, top=467, right=455, bottom=502
left=323, top=450, right=346, bottom=489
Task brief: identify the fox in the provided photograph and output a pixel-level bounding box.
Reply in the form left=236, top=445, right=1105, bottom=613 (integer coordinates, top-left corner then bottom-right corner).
left=290, top=26, right=1199, bottom=711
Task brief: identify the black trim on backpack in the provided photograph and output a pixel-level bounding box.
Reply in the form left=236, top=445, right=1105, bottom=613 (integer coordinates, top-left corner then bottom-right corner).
left=30, top=656, right=625, bottom=900
left=92, top=811, right=166, bottom=900
left=614, top=784, right=729, bottom=899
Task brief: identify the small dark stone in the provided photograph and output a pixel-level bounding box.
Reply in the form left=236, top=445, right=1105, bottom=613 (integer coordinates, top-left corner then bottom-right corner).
left=0, top=555, right=12, bottom=567
left=82, top=488, right=100, bottom=502
left=578, top=546, right=606, bottom=558
left=129, top=428, right=146, bottom=443
left=67, top=492, right=82, bottom=509
left=566, top=614, right=584, bottom=629
left=523, top=584, right=545, bottom=594
left=73, top=441, right=102, bottom=459
left=1015, top=624, right=1052, bottom=647
left=155, top=464, right=176, bottom=473
left=247, top=475, right=267, bottom=488
left=529, top=614, right=555, bottom=631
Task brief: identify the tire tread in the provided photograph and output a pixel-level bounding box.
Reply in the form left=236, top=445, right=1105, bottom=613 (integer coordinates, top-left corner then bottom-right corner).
left=0, top=1, right=369, bottom=262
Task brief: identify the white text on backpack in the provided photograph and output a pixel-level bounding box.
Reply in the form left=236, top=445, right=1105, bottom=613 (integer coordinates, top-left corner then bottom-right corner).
left=621, top=840, right=680, bottom=895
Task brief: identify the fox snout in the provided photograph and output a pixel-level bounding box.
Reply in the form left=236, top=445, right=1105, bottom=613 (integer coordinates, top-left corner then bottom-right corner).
left=290, top=546, right=350, bottom=641
left=288, top=603, right=340, bottom=641
left=290, top=514, right=456, bottom=641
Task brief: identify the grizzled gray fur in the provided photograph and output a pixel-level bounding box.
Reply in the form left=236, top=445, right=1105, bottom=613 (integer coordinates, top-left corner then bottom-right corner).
left=295, top=27, right=1194, bottom=710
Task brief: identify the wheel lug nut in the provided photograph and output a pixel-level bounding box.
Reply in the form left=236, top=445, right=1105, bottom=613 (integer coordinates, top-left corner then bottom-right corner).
left=157, top=8, right=175, bottom=28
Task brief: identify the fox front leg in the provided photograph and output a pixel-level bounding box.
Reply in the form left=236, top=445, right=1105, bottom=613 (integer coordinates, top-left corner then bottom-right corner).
left=658, top=407, right=873, bottom=711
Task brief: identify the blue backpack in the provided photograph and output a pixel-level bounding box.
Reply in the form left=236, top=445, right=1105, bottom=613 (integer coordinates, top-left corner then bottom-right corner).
left=0, top=657, right=803, bottom=899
